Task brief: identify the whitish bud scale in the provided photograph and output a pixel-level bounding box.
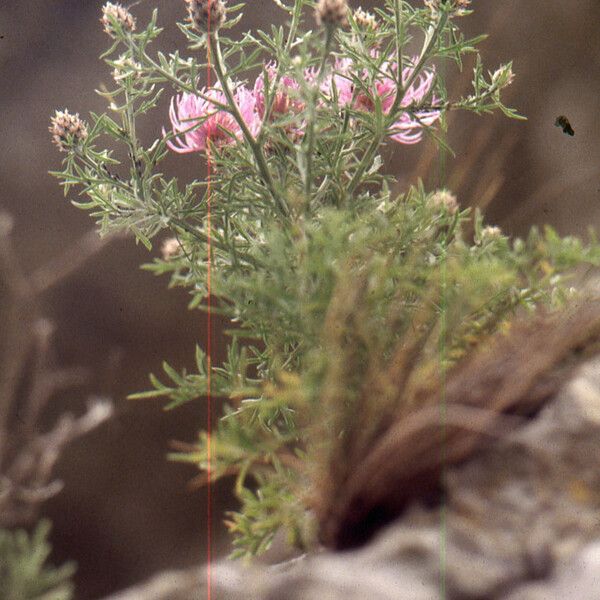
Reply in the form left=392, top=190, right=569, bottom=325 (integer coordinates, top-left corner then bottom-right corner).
left=49, top=110, right=88, bottom=152
left=185, top=0, right=226, bottom=33
left=101, top=2, right=136, bottom=37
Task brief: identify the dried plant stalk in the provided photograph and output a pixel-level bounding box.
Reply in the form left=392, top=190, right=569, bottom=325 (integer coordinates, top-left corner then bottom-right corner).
left=315, top=299, right=600, bottom=549
left=0, top=212, right=117, bottom=527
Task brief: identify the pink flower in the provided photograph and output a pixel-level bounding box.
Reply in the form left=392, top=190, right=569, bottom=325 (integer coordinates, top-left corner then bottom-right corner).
left=253, top=63, right=307, bottom=145
left=254, top=62, right=305, bottom=120
left=166, top=85, right=259, bottom=154
left=390, top=63, right=440, bottom=144
left=304, top=58, right=356, bottom=108
left=322, top=56, right=441, bottom=144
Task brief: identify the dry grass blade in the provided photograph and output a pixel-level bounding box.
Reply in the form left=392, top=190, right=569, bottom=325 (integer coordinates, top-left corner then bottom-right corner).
left=316, top=299, right=600, bottom=549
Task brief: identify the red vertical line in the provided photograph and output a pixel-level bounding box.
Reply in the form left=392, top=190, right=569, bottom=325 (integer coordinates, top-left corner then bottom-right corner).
left=206, top=4, right=213, bottom=600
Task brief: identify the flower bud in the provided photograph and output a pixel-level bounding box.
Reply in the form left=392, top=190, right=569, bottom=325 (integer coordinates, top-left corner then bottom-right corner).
left=161, top=237, right=183, bottom=260
left=475, top=225, right=502, bottom=246
left=101, top=2, right=136, bottom=37
left=315, top=0, right=349, bottom=29
left=430, top=189, right=458, bottom=214
left=455, top=0, right=472, bottom=11
left=354, top=7, right=378, bottom=31
left=481, top=225, right=502, bottom=240
left=49, top=110, right=88, bottom=152
left=185, top=0, right=226, bottom=33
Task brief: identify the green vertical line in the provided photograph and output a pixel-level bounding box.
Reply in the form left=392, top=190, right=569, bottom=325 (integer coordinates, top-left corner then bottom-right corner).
left=438, top=54, right=448, bottom=600
left=439, top=235, right=447, bottom=600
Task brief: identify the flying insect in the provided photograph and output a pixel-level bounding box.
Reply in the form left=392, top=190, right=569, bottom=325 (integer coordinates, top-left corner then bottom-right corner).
left=555, top=115, right=574, bottom=136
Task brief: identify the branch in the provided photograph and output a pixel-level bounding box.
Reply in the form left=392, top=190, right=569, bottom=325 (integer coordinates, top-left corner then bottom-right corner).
left=0, top=213, right=120, bottom=525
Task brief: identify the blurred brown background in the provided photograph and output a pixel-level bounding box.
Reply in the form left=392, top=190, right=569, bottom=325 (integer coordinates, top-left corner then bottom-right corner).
left=0, top=1, right=599, bottom=597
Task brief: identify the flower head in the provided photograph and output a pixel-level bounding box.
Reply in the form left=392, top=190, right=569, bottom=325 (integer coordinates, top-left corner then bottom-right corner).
left=353, top=7, right=378, bottom=31
left=166, top=85, right=259, bottom=154
left=429, top=189, right=458, bottom=214
left=49, top=110, right=88, bottom=151
left=313, top=58, right=352, bottom=105
left=389, top=62, right=440, bottom=144
left=321, top=56, right=441, bottom=144
left=315, top=0, right=349, bottom=28
left=185, top=0, right=226, bottom=33
left=481, top=225, right=502, bottom=240
left=101, top=3, right=136, bottom=37
left=161, top=237, right=183, bottom=260
left=253, top=63, right=304, bottom=120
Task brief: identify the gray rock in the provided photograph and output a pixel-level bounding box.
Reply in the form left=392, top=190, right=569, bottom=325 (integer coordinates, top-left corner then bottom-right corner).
left=104, top=356, right=600, bottom=600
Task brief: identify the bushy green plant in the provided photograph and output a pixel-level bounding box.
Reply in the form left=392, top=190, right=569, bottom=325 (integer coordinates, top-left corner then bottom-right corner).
left=0, top=521, right=75, bottom=600
left=50, top=0, right=600, bottom=557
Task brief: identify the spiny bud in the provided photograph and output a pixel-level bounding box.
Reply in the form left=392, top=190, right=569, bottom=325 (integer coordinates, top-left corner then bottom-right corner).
left=161, top=237, right=183, bottom=260
left=49, top=110, right=88, bottom=152
left=475, top=225, right=502, bottom=246
left=101, top=3, right=136, bottom=37
left=185, top=0, right=226, bottom=33
left=481, top=225, right=502, bottom=240
left=354, top=7, right=378, bottom=31
left=430, top=189, right=458, bottom=214
left=315, top=0, right=349, bottom=29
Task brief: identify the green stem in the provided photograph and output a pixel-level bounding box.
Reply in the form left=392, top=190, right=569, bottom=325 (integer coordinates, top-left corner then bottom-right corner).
left=74, top=151, right=131, bottom=194
left=390, top=11, right=448, bottom=118
left=132, top=28, right=289, bottom=218
left=122, top=62, right=143, bottom=196
left=131, top=39, right=230, bottom=111
left=346, top=105, right=384, bottom=196
left=170, top=217, right=262, bottom=268
left=393, top=0, right=405, bottom=89
left=347, top=11, right=448, bottom=197
left=208, top=34, right=289, bottom=219
left=303, top=26, right=334, bottom=204
left=258, top=0, right=304, bottom=136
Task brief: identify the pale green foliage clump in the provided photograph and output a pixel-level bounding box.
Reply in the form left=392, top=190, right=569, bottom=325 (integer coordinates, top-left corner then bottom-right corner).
left=152, top=195, right=600, bottom=555
left=0, top=521, right=75, bottom=600
left=51, top=0, right=600, bottom=557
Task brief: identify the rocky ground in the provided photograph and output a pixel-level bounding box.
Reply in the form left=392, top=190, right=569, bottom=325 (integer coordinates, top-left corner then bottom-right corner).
left=104, top=355, right=600, bottom=599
